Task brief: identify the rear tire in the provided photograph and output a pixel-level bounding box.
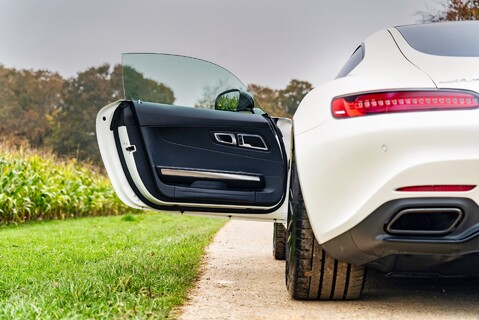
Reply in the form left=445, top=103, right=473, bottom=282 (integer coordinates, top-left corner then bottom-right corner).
left=285, top=162, right=366, bottom=300
left=273, top=222, right=286, bottom=260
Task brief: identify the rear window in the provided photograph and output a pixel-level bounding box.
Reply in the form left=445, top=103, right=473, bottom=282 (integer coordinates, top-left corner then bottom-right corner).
left=396, top=21, right=479, bottom=57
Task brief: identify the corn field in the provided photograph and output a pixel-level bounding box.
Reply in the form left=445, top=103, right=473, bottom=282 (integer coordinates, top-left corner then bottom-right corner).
left=0, top=142, right=128, bottom=224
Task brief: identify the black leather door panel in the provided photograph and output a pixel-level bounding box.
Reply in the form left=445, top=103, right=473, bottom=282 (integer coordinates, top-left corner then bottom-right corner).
left=114, top=100, right=287, bottom=210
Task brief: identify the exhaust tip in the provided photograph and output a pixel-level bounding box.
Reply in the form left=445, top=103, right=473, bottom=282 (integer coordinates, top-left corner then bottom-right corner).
left=386, top=208, right=463, bottom=236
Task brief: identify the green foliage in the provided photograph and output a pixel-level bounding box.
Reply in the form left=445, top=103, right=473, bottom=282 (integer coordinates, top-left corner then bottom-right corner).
left=123, top=66, right=175, bottom=103
left=0, top=142, right=127, bottom=224
left=46, top=64, right=124, bottom=164
left=248, top=84, right=288, bottom=117
left=0, top=213, right=225, bottom=319
left=216, top=92, right=239, bottom=111
left=276, top=79, right=313, bottom=116
left=421, top=0, right=479, bottom=21
left=194, top=80, right=233, bottom=109
left=0, top=65, right=63, bottom=146
left=248, top=79, right=313, bottom=117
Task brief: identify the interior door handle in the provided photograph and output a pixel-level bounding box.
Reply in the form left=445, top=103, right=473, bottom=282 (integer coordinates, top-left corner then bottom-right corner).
left=237, top=134, right=268, bottom=151
left=214, top=132, right=237, bottom=146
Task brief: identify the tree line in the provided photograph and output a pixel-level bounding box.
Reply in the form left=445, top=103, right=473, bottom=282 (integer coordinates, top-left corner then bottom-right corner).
left=1, top=64, right=120, bottom=164
left=0, top=63, right=312, bottom=164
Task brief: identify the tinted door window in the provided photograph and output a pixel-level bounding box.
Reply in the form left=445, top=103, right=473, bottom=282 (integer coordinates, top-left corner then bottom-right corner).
left=122, top=53, right=247, bottom=109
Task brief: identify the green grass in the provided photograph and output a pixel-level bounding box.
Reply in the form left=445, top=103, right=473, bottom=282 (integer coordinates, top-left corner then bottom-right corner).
left=0, top=142, right=128, bottom=224
left=0, top=213, right=225, bottom=319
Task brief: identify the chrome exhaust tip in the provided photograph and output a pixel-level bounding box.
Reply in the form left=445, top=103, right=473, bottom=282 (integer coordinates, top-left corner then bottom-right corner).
left=386, top=208, right=463, bottom=236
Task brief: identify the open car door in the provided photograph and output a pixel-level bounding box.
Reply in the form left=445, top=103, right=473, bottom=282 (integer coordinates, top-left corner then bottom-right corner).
left=96, top=54, right=291, bottom=221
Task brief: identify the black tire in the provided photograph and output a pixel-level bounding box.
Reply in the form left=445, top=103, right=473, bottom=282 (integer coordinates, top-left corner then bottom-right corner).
left=273, top=222, right=287, bottom=260
left=285, top=162, right=366, bottom=300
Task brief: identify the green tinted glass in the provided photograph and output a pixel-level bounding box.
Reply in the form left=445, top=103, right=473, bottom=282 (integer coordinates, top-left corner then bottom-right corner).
left=122, top=53, right=247, bottom=108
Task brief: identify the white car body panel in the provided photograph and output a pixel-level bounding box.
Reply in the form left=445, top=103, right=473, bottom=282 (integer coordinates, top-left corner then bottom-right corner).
left=296, top=108, right=479, bottom=243
left=294, top=30, right=436, bottom=136
left=293, top=27, right=479, bottom=244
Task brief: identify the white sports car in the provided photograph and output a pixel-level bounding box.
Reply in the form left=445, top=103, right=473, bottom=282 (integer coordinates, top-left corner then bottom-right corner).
left=97, top=21, right=479, bottom=300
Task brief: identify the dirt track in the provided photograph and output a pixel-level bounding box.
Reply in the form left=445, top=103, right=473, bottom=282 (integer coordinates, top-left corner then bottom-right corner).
left=177, top=220, right=479, bottom=319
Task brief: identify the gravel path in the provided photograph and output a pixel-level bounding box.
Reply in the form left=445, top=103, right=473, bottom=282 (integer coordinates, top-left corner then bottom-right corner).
left=177, top=220, right=479, bottom=319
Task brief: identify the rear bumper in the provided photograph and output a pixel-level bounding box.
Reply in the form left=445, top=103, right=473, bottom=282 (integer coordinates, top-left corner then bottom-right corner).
left=322, top=197, right=479, bottom=276
left=295, top=108, right=479, bottom=244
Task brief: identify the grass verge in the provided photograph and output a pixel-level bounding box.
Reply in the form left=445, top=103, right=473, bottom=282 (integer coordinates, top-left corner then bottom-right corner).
left=0, top=212, right=225, bottom=319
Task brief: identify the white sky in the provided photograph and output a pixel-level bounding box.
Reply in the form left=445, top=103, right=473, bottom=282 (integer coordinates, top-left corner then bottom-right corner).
left=0, top=0, right=443, bottom=88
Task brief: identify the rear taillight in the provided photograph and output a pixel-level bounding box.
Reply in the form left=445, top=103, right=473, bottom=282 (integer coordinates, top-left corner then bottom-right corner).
left=332, top=91, right=479, bottom=118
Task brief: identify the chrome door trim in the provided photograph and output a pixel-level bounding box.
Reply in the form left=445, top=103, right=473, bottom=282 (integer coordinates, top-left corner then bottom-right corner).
left=160, top=168, right=261, bottom=182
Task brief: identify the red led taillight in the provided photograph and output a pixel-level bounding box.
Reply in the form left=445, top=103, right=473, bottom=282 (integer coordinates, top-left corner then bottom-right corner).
left=332, top=91, right=479, bottom=118
left=396, top=185, right=476, bottom=192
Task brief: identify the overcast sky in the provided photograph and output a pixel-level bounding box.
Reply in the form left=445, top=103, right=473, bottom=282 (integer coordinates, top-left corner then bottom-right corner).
left=0, top=0, right=442, bottom=88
